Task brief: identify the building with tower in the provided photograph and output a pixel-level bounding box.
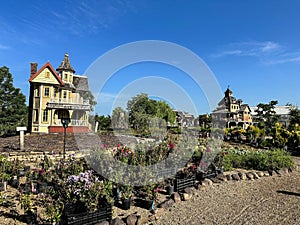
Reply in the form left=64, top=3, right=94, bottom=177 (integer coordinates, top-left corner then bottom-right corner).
left=211, top=87, right=253, bottom=129
left=27, top=53, right=91, bottom=133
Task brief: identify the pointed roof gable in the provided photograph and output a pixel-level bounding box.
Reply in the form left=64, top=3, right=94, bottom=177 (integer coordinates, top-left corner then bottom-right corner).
left=29, top=62, right=64, bottom=85
left=56, top=53, right=75, bottom=73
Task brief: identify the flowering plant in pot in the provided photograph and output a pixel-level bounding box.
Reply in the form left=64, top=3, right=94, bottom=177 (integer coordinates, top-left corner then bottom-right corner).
left=140, top=183, right=158, bottom=210
left=120, top=185, right=133, bottom=210
left=62, top=170, right=103, bottom=213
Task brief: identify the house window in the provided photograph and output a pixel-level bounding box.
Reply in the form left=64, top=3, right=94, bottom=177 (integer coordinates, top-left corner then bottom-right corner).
left=42, top=110, right=48, bottom=122
left=54, top=88, right=58, bottom=98
left=63, top=72, right=68, bottom=82
left=45, top=71, right=50, bottom=78
left=44, top=87, right=50, bottom=97
left=35, top=86, right=40, bottom=97
left=63, top=91, right=67, bottom=99
left=34, top=109, right=39, bottom=122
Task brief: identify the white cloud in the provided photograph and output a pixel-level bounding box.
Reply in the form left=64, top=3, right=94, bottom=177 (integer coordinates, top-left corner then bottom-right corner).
left=211, top=41, right=300, bottom=65
left=261, top=41, right=280, bottom=52
left=215, top=41, right=282, bottom=58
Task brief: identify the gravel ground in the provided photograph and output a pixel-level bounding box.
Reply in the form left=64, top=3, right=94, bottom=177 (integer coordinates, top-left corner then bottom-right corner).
left=153, top=158, right=300, bottom=225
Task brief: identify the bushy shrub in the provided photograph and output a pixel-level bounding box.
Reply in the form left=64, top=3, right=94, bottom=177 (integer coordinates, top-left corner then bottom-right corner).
left=221, top=148, right=294, bottom=171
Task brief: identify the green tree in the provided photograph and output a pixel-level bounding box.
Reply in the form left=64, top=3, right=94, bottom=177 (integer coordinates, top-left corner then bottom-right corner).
left=0, top=66, right=27, bottom=136
left=288, top=106, right=300, bottom=130
left=127, top=93, right=155, bottom=134
left=82, top=90, right=97, bottom=111
left=111, top=107, right=128, bottom=129
left=255, top=100, right=279, bottom=135
left=95, top=114, right=111, bottom=130
left=127, top=93, right=175, bottom=135
left=155, top=101, right=176, bottom=125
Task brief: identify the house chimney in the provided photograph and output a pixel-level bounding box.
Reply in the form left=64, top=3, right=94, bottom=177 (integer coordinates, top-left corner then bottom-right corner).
left=30, top=62, right=38, bottom=77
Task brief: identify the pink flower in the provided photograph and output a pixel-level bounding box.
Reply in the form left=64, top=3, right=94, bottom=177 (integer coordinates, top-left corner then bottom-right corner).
left=169, top=143, right=175, bottom=149
left=206, top=147, right=211, bottom=153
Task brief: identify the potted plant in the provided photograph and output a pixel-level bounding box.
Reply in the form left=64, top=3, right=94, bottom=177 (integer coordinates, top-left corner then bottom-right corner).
left=165, top=178, right=174, bottom=195
left=120, top=185, right=133, bottom=210
left=141, top=184, right=157, bottom=211
left=45, top=199, right=62, bottom=225
left=1, top=173, right=10, bottom=192
left=101, top=180, right=114, bottom=206
left=20, top=194, right=37, bottom=224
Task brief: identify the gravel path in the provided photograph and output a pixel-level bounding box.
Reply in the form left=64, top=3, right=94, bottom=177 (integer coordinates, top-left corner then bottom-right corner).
left=153, top=158, right=300, bottom=225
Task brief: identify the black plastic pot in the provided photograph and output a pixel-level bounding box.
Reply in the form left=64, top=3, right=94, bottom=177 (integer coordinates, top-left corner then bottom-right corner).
left=166, top=185, right=174, bottom=195
left=121, top=198, right=131, bottom=210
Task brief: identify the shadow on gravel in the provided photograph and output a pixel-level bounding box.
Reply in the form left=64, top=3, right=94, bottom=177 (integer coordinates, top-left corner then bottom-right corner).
left=277, top=190, right=300, bottom=197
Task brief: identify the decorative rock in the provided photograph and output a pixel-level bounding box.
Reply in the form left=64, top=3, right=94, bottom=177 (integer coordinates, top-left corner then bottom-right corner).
left=238, top=172, right=247, bottom=180
left=158, top=199, right=175, bottom=208
left=126, top=214, right=137, bottom=225
left=252, top=172, right=260, bottom=179
left=256, top=171, right=264, bottom=177
left=183, top=187, right=194, bottom=194
left=201, top=178, right=213, bottom=186
left=182, top=193, right=192, bottom=201
left=263, top=171, right=270, bottom=176
left=171, top=192, right=181, bottom=203
left=269, top=170, right=277, bottom=176
left=246, top=172, right=254, bottom=180
left=277, top=168, right=289, bottom=175
left=216, top=174, right=227, bottom=182
left=226, top=174, right=232, bottom=181
left=288, top=167, right=293, bottom=173
left=231, top=174, right=240, bottom=181
left=110, top=217, right=125, bottom=225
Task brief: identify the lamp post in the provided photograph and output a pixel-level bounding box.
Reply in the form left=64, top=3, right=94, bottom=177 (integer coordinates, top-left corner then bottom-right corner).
left=61, top=118, right=70, bottom=160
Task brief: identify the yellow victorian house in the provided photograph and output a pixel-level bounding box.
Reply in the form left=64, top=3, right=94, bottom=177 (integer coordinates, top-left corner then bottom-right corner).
left=28, top=53, right=90, bottom=133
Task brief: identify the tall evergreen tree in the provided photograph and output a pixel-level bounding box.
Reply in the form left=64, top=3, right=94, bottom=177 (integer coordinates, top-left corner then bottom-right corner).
left=255, top=100, right=279, bottom=135
left=0, top=66, right=27, bottom=136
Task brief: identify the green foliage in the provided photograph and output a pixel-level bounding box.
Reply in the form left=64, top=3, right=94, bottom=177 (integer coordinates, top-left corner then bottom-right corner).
left=20, top=194, right=35, bottom=213
left=221, top=148, right=294, bottom=171
left=127, top=93, right=175, bottom=135
left=82, top=90, right=97, bottom=111
left=111, top=107, right=128, bottom=130
left=95, top=114, right=111, bottom=130
left=255, top=100, right=279, bottom=135
left=0, top=66, right=27, bottom=136
left=289, top=106, right=300, bottom=131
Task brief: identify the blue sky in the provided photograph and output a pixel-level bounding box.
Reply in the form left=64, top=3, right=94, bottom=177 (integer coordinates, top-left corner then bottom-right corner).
left=1, top=0, right=300, bottom=116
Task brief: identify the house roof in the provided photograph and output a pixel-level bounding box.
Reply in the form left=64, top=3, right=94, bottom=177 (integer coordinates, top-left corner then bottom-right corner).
left=73, top=75, right=89, bottom=92
left=240, top=104, right=251, bottom=112
left=28, top=62, right=64, bottom=85
left=56, top=53, right=75, bottom=73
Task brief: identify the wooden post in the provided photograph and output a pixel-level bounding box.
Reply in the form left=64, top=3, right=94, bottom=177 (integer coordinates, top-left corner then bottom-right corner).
left=16, top=127, right=27, bottom=151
